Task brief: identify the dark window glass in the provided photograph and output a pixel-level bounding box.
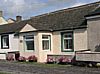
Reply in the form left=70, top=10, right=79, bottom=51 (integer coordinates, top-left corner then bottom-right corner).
left=24, top=35, right=34, bottom=50
left=26, top=41, right=34, bottom=50
left=62, top=32, right=73, bottom=51
left=1, top=35, right=9, bottom=49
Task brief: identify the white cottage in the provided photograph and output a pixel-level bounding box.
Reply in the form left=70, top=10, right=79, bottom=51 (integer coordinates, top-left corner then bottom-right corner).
left=0, top=1, right=100, bottom=62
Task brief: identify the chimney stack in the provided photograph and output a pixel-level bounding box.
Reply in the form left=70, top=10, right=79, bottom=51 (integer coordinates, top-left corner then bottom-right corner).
left=16, top=16, right=22, bottom=22
left=0, top=11, right=3, bottom=17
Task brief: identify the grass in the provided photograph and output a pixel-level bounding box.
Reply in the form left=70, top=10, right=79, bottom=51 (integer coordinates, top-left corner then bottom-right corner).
left=17, top=62, right=72, bottom=68
left=0, top=72, right=10, bottom=74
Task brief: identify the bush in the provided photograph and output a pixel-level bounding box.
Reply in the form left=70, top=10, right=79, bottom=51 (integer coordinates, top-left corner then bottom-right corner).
left=47, top=56, right=55, bottom=64
left=6, top=54, right=14, bottom=61
left=18, top=56, right=26, bottom=62
left=58, top=57, right=70, bottom=64
left=28, top=55, right=37, bottom=62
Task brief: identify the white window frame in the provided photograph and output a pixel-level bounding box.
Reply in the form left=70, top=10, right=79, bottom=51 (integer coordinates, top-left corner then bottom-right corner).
left=42, top=35, right=51, bottom=50
left=62, top=33, right=73, bottom=51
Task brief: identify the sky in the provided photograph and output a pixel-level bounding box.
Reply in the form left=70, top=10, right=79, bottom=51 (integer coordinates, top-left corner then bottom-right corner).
left=0, top=0, right=99, bottom=20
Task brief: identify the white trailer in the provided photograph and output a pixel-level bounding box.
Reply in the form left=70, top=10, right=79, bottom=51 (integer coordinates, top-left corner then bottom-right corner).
left=75, top=52, right=100, bottom=67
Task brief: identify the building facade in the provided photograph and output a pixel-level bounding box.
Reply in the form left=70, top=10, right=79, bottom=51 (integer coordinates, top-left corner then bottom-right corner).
left=0, top=2, right=99, bottom=62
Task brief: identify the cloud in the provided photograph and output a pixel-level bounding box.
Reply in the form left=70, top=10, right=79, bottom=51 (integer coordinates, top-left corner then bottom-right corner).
left=0, top=0, right=99, bottom=19
left=71, top=0, right=99, bottom=7
left=71, top=2, right=86, bottom=7
left=0, top=0, right=25, bottom=15
left=4, top=0, right=25, bottom=5
left=47, top=0, right=74, bottom=5
left=43, top=0, right=76, bottom=8
left=0, top=0, right=75, bottom=12
left=0, top=0, right=46, bottom=17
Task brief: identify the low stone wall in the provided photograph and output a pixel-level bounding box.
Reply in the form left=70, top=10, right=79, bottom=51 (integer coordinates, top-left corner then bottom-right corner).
left=47, top=54, right=74, bottom=63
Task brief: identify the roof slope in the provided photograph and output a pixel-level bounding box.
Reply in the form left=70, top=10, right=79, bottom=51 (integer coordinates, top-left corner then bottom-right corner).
left=86, top=6, right=100, bottom=16
left=0, top=17, right=8, bottom=25
left=0, top=20, right=28, bottom=34
left=0, top=1, right=100, bottom=34
left=28, top=1, right=100, bottom=31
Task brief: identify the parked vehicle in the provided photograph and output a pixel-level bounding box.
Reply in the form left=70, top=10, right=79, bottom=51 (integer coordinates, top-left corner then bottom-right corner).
left=73, top=51, right=100, bottom=67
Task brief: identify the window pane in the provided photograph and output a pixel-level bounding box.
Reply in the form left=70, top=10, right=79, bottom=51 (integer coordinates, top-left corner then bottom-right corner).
left=64, top=33, right=72, bottom=38
left=42, top=40, right=49, bottom=50
left=24, top=35, right=34, bottom=50
left=42, top=35, right=49, bottom=39
left=64, top=39, right=68, bottom=49
left=1, top=35, right=9, bottom=49
left=69, top=39, right=73, bottom=49
left=42, top=35, right=51, bottom=50
left=26, top=41, right=34, bottom=50
left=3, top=38, right=7, bottom=46
left=62, top=32, right=73, bottom=51
left=25, top=36, right=34, bottom=39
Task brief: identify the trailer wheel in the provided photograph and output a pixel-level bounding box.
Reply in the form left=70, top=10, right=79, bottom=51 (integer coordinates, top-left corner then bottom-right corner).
left=91, top=62, right=97, bottom=67
left=87, top=62, right=97, bottom=67
left=87, top=63, right=92, bottom=67
left=76, top=61, right=87, bottom=67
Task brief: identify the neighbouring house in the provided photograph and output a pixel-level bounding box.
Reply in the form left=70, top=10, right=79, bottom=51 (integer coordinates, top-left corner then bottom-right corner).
left=7, top=18, right=15, bottom=23
left=0, top=11, right=8, bottom=25
left=0, top=1, right=100, bottom=62
left=86, top=5, right=100, bottom=52
left=7, top=16, right=22, bottom=23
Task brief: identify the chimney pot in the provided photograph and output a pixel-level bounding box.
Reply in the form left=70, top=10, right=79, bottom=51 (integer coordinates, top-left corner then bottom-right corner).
left=0, top=11, right=3, bottom=17
left=16, top=16, right=22, bottom=22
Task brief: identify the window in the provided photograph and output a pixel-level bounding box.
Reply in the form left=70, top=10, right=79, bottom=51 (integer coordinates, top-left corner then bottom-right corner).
left=1, top=35, right=9, bottom=49
left=61, top=32, right=73, bottom=52
left=24, top=35, right=34, bottom=50
left=42, top=35, right=51, bottom=50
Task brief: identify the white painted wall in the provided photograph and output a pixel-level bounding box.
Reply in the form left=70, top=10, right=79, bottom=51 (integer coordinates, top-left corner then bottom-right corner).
left=38, top=32, right=53, bottom=62
left=74, top=29, right=88, bottom=51
left=9, top=34, right=19, bottom=51
left=0, top=34, right=19, bottom=59
left=0, top=54, right=6, bottom=59
left=0, top=29, right=88, bottom=62
left=20, top=24, right=37, bottom=32
left=52, top=29, right=87, bottom=55
left=53, top=31, right=75, bottom=55
left=0, top=34, right=19, bottom=53
left=18, top=32, right=39, bottom=58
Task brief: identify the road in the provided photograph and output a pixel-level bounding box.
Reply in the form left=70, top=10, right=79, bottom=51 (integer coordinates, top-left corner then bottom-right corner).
left=0, top=61, right=100, bottom=74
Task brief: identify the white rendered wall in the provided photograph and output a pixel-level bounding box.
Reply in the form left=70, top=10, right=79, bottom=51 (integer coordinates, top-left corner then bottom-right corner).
left=0, top=34, right=19, bottom=53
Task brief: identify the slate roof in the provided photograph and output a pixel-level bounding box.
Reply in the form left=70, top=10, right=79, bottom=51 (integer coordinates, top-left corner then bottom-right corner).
left=86, top=6, right=100, bottom=16
left=0, top=20, right=28, bottom=34
left=0, top=1, right=100, bottom=34
left=28, top=1, right=100, bottom=31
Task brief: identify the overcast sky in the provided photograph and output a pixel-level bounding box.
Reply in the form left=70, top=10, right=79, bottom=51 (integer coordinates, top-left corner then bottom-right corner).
left=0, top=0, right=99, bottom=19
